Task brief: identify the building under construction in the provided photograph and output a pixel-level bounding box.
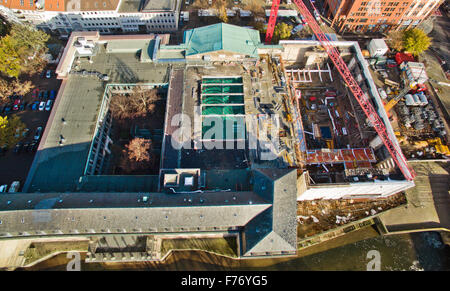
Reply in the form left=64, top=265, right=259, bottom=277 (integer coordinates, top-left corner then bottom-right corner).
left=280, top=40, right=414, bottom=200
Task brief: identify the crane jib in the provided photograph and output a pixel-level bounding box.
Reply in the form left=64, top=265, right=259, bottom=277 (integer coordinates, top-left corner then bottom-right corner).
left=264, top=0, right=416, bottom=181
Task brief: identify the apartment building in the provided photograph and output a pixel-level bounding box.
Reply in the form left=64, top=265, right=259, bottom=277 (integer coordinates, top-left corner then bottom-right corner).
left=0, top=0, right=180, bottom=35
left=323, top=0, right=443, bottom=33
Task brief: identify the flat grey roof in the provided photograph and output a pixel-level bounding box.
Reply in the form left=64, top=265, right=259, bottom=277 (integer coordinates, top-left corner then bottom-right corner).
left=25, top=45, right=171, bottom=193
left=0, top=190, right=268, bottom=211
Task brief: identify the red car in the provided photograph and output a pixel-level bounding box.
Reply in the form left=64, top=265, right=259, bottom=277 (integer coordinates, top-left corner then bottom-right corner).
left=13, top=99, right=21, bottom=111
left=32, top=89, right=39, bottom=99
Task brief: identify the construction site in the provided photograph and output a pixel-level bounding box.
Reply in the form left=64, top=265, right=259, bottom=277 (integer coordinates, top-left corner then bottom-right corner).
left=376, top=56, right=450, bottom=161
left=0, top=20, right=419, bottom=259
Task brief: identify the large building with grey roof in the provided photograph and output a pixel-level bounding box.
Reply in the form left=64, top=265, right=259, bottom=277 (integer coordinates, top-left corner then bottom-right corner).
left=0, top=25, right=299, bottom=259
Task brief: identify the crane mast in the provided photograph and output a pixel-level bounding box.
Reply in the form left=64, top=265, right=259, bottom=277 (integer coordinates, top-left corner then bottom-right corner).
left=265, top=0, right=416, bottom=181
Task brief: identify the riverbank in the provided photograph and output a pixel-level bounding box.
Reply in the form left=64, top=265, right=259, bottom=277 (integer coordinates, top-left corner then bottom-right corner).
left=17, top=228, right=449, bottom=271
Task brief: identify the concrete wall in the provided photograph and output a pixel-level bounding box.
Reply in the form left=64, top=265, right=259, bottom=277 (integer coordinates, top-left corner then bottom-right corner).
left=298, top=180, right=414, bottom=200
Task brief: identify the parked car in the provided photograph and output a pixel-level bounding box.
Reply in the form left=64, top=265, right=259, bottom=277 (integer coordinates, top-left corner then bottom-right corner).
left=43, top=90, right=49, bottom=100
left=14, top=142, right=23, bottom=153
left=38, top=91, right=44, bottom=100
left=40, top=70, right=46, bottom=78
left=46, top=70, right=52, bottom=78
left=38, top=101, right=45, bottom=111
left=387, top=60, right=397, bottom=67
left=50, top=90, right=56, bottom=100
left=22, top=128, right=29, bottom=137
left=378, top=88, right=388, bottom=99
left=30, top=142, right=38, bottom=152
left=8, top=181, right=20, bottom=193
left=32, top=101, right=39, bottom=111
left=34, top=126, right=43, bottom=140
left=19, top=103, right=25, bottom=111
left=32, top=88, right=39, bottom=99
left=45, top=100, right=53, bottom=111
left=4, top=105, right=11, bottom=114
left=14, top=128, right=22, bottom=138
left=0, top=184, right=8, bottom=193
left=13, top=99, right=21, bottom=110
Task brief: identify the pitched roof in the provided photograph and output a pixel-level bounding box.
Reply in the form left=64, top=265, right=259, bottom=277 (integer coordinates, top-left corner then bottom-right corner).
left=183, top=23, right=261, bottom=58
left=0, top=169, right=298, bottom=257
left=242, top=169, right=298, bottom=256
left=0, top=191, right=271, bottom=237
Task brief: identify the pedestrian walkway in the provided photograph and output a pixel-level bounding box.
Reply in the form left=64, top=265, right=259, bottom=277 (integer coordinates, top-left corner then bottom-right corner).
left=380, top=162, right=450, bottom=233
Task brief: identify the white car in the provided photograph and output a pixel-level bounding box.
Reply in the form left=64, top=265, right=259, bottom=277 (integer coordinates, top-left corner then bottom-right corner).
left=0, top=185, right=8, bottom=193
left=378, top=88, right=388, bottom=99
left=46, top=70, right=52, bottom=78
left=45, top=100, right=53, bottom=111
left=39, top=101, right=45, bottom=111
left=8, top=181, right=20, bottom=193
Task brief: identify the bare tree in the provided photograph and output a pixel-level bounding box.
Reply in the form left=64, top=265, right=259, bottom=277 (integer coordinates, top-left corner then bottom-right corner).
left=120, top=138, right=154, bottom=173
left=386, top=30, right=404, bottom=52
left=109, top=87, right=161, bottom=120
left=12, top=79, right=34, bottom=96
left=109, top=94, right=133, bottom=120
left=0, top=79, right=34, bottom=105
left=126, top=138, right=151, bottom=162
left=128, top=87, right=160, bottom=117
left=244, top=0, right=265, bottom=18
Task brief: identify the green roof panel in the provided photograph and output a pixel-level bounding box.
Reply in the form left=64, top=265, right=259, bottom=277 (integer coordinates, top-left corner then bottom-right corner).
left=184, top=23, right=261, bottom=58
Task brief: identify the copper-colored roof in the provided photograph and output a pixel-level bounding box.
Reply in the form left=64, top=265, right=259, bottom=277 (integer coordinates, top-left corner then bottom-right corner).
left=65, top=0, right=120, bottom=11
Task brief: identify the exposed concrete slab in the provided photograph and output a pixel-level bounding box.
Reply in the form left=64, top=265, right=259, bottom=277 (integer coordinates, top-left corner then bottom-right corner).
left=380, top=162, right=450, bottom=232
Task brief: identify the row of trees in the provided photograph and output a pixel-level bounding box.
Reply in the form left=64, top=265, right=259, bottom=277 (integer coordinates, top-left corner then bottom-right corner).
left=251, top=22, right=293, bottom=43
left=0, top=23, right=50, bottom=105
left=0, top=24, right=49, bottom=78
left=387, top=28, right=431, bottom=56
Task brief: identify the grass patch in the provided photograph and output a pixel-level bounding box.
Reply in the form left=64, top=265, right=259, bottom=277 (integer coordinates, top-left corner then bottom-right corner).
left=160, top=237, right=238, bottom=258
left=23, top=240, right=89, bottom=265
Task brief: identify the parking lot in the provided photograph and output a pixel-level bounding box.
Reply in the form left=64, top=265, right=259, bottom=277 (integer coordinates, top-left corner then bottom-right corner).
left=0, top=67, right=62, bottom=190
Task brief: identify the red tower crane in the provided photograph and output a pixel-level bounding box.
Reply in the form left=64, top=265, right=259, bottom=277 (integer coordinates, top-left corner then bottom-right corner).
left=265, top=0, right=416, bottom=181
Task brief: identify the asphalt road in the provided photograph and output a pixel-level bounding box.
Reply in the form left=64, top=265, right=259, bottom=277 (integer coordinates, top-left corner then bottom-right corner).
left=429, top=11, right=450, bottom=65
left=0, top=69, right=61, bottom=190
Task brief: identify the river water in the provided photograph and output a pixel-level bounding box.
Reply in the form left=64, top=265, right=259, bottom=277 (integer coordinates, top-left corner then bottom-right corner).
left=23, top=230, right=449, bottom=271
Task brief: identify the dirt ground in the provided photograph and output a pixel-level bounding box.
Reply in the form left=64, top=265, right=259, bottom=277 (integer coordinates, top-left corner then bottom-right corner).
left=160, top=237, right=238, bottom=258
left=296, top=192, right=407, bottom=239
left=23, top=240, right=89, bottom=266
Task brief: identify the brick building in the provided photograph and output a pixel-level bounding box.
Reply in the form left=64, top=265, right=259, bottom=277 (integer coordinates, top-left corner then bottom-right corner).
left=323, top=0, right=443, bottom=33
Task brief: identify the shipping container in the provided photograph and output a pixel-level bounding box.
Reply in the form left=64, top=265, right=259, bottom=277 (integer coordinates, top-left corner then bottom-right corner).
left=405, top=94, right=415, bottom=106
left=368, top=39, right=388, bottom=58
